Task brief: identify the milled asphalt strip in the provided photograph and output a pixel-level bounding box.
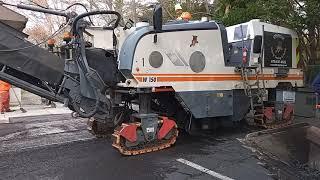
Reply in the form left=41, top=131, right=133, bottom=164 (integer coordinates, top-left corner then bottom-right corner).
left=176, top=158, right=235, bottom=180
left=9, top=113, right=76, bottom=123
left=0, top=118, right=88, bottom=141
left=0, top=130, right=95, bottom=153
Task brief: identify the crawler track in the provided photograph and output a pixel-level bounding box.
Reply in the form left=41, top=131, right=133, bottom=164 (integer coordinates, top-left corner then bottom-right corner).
left=87, top=117, right=114, bottom=138
left=112, top=122, right=178, bottom=156
left=247, top=116, right=293, bottom=129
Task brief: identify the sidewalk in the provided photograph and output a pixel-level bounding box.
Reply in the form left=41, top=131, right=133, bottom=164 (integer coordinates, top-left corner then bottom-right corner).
left=0, top=104, right=72, bottom=123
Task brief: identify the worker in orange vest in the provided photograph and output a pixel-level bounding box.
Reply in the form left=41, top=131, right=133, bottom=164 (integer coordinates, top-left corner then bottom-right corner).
left=175, top=4, right=192, bottom=21
left=0, top=80, right=11, bottom=113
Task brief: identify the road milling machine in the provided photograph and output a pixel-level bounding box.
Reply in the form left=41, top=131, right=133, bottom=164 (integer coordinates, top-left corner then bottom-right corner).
left=0, top=2, right=303, bottom=155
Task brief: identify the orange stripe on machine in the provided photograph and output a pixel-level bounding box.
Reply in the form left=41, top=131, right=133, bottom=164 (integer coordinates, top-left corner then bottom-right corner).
left=133, top=74, right=303, bottom=82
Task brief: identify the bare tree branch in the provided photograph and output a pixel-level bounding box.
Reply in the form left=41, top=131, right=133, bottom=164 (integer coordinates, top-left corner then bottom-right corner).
left=290, top=0, right=305, bottom=10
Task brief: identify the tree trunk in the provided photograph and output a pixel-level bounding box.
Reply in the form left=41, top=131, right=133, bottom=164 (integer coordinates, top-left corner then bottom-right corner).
left=132, top=0, right=137, bottom=23
left=203, top=0, right=210, bottom=14
left=309, top=28, right=317, bottom=65
left=225, top=4, right=231, bottom=15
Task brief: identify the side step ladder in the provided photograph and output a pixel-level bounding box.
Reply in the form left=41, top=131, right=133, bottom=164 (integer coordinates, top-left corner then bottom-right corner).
left=239, top=65, right=267, bottom=125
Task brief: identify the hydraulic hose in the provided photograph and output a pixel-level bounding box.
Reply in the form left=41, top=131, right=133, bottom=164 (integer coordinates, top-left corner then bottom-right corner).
left=72, top=10, right=121, bottom=35
left=16, top=4, right=69, bottom=17
left=70, top=11, right=121, bottom=118
left=0, top=1, right=69, bottom=17
left=71, top=32, right=99, bottom=118
left=64, top=3, right=94, bottom=25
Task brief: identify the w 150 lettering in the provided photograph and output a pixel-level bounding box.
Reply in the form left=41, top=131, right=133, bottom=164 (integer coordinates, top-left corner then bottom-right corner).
left=143, top=77, right=158, bottom=82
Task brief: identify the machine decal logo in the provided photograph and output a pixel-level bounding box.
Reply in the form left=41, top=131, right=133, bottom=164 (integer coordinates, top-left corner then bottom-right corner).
left=190, top=35, right=199, bottom=47
left=271, top=34, right=287, bottom=60
left=264, top=31, right=292, bottom=67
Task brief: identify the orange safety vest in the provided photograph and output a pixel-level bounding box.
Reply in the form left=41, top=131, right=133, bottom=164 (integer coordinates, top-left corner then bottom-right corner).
left=177, top=12, right=192, bottom=21
left=0, top=81, right=11, bottom=91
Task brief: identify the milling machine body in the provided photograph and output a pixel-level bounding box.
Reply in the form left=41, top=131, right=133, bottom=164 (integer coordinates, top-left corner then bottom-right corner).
left=0, top=3, right=305, bottom=155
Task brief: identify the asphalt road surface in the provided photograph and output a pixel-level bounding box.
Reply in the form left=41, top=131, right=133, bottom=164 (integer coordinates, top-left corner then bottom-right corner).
left=0, top=114, right=272, bottom=180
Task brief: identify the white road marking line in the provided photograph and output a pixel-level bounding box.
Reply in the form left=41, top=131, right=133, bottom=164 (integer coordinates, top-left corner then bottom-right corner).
left=176, top=158, right=235, bottom=180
